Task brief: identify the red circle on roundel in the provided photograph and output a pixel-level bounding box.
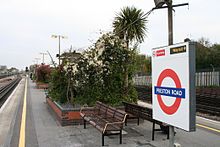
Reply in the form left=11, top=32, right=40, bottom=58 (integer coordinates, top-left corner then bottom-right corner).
left=157, top=69, right=182, bottom=115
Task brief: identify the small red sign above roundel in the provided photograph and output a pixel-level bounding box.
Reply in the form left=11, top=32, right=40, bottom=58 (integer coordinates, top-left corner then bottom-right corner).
left=156, top=49, right=165, bottom=57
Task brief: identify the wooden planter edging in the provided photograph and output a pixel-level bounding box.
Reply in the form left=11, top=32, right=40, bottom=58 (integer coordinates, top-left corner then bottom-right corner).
left=46, top=98, right=82, bottom=126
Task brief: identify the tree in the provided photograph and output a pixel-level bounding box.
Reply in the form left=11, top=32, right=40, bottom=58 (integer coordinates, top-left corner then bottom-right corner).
left=194, top=37, right=220, bottom=70
left=210, top=44, right=220, bottom=68
left=113, top=6, right=148, bottom=46
left=113, top=6, right=147, bottom=94
left=196, top=41, right=210, bottom=69
left=198, top=37, right=211, bottom=48
left=134, top=54, right=151, bottom=75
left=61, top=51, right=82, bottom=104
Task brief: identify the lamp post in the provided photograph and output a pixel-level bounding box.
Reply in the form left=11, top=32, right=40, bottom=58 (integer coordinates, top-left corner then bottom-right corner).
left=153, top=0, right=188, bottom=45
left=167, top=0, right=173, bottom=45
left=51, top=35, right=67, bottom=66
left=40, top=52, right=47, bottom=64
left=153, top=1, right=188, bottom=147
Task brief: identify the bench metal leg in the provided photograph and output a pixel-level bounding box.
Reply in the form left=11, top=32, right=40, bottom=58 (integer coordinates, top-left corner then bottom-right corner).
left=166, top=128, right=176, bottom=139
left=83, top=119, right=86, bottom=129
left=167, top=128, right=169, bottom=139
left=125, top=118, right=127, bottom=126
left=152, top=121, right=155, bottom=141
left=137, top=117, right=140, bottom=125
left=102, top=134, right=104, bottom=146
left=119, top=130, right=122, bottom=144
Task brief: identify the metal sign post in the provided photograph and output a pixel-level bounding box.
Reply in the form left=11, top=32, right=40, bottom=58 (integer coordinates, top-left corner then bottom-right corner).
left=167, top=1, right=174, bottom=146
left=169, top=126, right=174, bottom=147
left=153, top=1, right=190, bottom=146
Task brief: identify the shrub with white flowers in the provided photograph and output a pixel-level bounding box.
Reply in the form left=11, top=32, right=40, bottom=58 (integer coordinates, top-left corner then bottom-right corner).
left=49, top=32, right=138, bottom=106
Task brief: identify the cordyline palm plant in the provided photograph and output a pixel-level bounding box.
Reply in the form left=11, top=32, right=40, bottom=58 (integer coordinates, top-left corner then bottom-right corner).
left=113, top=6, right=147, bottom=95
left=113, top=6, right=147, bottom=45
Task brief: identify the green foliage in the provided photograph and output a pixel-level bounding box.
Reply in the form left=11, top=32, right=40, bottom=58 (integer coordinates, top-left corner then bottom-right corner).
left=32, top=73, right=36, bottom=81
left=99, top=37, right=126, bottom=105
left=35, top=65, right=51, bottom=83
left=99, top=33, right=138, bottom=105
left=48, top=67, right=68, bottom=103
left=210, top=44, right=220, bottom=68
left=48, top=33, right=140, bottom=106
left=113, top=6, right=147, bottom=44
left=74, top=56, right=103, bottom=106
left=134, top=53, right=151, bottom=75
left=113, top=6, right=148, bottom=95
left=196, top=38, right=220, bottom=70
left=73, top=33, right=138, bottom=106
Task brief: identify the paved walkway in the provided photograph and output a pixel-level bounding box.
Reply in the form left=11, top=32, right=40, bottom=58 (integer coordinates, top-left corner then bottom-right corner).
left=0, top=77, right=220, bottom=147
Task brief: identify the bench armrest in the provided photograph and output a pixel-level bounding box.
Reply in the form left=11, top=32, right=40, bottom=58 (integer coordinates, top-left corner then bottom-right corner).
left=80, top=104, right=88, bottom=114
left=103, top=121, right=124, bottom=133
left=80, top=105, right=92, bottom=116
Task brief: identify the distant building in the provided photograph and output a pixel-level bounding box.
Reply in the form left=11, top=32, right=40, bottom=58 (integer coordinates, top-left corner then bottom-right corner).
left=0, top=65, right=8, bottom=74
left=0, top=65, right=7, bottom=70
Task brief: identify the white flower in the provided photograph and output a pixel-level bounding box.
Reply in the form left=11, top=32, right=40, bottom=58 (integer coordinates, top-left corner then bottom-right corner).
left=63, top=65, right=68, bottom=71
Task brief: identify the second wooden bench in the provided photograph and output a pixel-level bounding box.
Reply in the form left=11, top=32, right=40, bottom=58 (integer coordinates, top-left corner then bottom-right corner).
left=123, top=101, right=169, bottom=140
left=80, top=101, right=127, bottom=146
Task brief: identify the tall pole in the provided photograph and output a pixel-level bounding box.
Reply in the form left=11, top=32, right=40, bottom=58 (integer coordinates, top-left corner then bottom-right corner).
left=168, top=1, right=175, bottom=147
left=168, top=0, right=173, bottom=45
left=42, top=54, right=45, bottom=64
left=40, top=53, right=47, bottom=64
left=51, top=34, right=67, bottom=66
left=58, top=36, right=61, bottom=66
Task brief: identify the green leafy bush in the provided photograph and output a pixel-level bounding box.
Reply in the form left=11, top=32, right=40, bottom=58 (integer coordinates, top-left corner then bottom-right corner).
left=74, top=33, right=138, bottom=106
left=48, top=66, right=68, bottom=103
left=48, top=33, right=139, bottom=106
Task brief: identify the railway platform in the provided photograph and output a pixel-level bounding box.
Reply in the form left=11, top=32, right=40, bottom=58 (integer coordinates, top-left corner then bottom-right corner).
left=0, top=76, right=220, bottom=147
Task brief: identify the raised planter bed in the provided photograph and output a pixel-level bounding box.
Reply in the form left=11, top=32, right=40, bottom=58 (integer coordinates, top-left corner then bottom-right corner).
left=46, top=98, right=83, bottom=126
left=36, top=82, right=49, bottom=89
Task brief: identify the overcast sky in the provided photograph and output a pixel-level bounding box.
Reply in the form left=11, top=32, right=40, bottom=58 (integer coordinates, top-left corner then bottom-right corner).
left=0, top=0, right=219, bottom=70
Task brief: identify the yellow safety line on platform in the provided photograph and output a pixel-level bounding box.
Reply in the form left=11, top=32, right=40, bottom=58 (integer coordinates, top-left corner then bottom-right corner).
left=196, top=124, right=220, bottom=133
left=19, top=77, right=27, bottom=147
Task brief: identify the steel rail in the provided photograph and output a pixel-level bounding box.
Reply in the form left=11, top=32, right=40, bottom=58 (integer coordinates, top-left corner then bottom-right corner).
left=0, top=77, right=21, bottom=107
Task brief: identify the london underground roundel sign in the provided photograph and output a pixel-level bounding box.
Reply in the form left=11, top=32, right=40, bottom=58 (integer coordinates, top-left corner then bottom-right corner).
left=152, top=42, right=196, bottom=132
left=156, top=69, right=184, bottom=115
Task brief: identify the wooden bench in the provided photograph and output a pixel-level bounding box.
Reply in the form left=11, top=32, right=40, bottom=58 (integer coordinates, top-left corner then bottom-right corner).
left=123, top=101, right=169, bottom=140
left=80, top=101, right=127, bottom=146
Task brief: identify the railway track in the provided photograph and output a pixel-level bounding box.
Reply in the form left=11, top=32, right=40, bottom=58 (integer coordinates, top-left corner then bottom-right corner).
left=0, top=77, right=21, bottom=108
left=135, top=86, right=220, bottom=117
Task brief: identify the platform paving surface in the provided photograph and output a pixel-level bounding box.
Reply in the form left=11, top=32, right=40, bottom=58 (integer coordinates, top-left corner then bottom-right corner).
left=1, top=78, right=220, bottom=147
left=29, top=79, right=220, bottom=147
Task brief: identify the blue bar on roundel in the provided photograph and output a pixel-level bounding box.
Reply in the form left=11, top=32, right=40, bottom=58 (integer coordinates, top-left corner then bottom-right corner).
left=154, top=86, right=185, bottom=98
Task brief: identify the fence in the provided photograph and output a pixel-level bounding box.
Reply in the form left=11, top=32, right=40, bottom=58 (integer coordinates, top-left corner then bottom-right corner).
left=133, top=75, right=152, bottom=86
left=133, top=71, right=220, bottom=87
left=196, top=71, right=219, bottom=86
